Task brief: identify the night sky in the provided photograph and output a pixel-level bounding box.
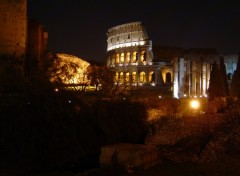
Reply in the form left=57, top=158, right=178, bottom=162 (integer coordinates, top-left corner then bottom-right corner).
left=27, top=0, right=240, bottom=63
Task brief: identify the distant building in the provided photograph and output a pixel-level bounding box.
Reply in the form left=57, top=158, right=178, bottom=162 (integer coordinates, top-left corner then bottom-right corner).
left=26, top=19, right=48, bottom=76
left=106, top=21, right=163, bottom=89
left=0, top=0, right=27, bottom=57
left=0, top=0, right=49, bottom=78
left=106, top=21, right=238, bottom=98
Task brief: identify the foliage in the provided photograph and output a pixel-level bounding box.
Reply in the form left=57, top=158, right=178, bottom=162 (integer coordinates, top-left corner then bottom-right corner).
left=50, top=57, right=79, bottom=84
left=46, top=53, right=90, bottom=91
left=86, top=64, right=115, bottom=95
left=208, top=61, right=225, bottom=100
left=230, top=55, right=240, bottom=97
left=219, top=56, right=230, bottom=96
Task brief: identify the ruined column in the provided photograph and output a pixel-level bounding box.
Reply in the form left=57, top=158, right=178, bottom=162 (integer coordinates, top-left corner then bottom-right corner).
left=186, top=60, right=191, bottom=95
left=179, top=58, right=185, bottom=97
left=196, top=63, right=201, bottom=96
left=173, top=57, right=179, bottom=98
left=202, top=62, right=207, bottom=96
left=191, top=61, right=196, bottom=96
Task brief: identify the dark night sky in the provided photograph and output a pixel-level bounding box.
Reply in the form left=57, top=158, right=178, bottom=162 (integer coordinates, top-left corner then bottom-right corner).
left=27, top=0, right=240, bottom=63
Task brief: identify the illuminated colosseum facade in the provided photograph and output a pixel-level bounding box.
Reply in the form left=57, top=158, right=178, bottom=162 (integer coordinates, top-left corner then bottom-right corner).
left=106, top=21, right=163, bottom=88
left=106, top=21, right=238, bottom=98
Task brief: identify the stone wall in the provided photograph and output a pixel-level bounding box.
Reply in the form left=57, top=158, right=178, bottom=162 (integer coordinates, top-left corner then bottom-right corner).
left=0, top=0, right=27, bottom=57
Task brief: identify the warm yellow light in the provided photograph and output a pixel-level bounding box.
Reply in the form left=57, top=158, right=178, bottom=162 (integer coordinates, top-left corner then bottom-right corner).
left=50, top=53, right=90, bottom=84
left=190, top=100, right=200, bottom=109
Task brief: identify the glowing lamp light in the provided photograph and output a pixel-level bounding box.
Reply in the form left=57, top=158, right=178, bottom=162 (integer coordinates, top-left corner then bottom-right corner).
left=190, top=100, right=200, bottom=110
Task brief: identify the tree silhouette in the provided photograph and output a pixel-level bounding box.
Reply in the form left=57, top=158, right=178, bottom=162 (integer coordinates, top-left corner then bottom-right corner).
left=230, top=54, right=240, bottom=97
left=219, top=56, right=230, bottom=96
left=86, top=64, right=115, bottom=95
left=208, top=61, right=225, bottom=100
left=0, top=54, right=25, bottom=93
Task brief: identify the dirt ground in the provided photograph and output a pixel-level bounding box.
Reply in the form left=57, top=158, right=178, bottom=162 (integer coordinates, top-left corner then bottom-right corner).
left=1, top=156, right=240, bottom=176
left=75, top=156, right=240, bottom=176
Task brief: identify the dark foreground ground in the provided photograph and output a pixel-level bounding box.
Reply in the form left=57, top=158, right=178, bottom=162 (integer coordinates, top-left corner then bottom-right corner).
left=1, top=156, right=240, bottom=176
left=77, top=156, right=240, bottom=176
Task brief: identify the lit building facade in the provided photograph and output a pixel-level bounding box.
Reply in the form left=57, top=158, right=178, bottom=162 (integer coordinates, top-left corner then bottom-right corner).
left=170, top=52, right=238, bottom=98
left=106, top=22, right=238, bottom=98
left=106, top=21, right=163, bottom=88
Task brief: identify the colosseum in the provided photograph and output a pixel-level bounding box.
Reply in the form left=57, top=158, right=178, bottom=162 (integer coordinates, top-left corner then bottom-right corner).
left=106, top=21, right=238, bottom=98
left=106, top=22, right=163, bottom=89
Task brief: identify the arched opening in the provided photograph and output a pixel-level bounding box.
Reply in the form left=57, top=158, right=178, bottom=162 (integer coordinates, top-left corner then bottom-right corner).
left=140, top=71, right=146, bottom=83
left=120, top=72, right=124, bottom=83
left=149, top=71, right=155, bottom=83
left=132, top=72, right=137, bottom=83
left=126, top=52, right=130, bottom=63
left=125, top=72, right=130, bottom=82
left=116, top=53, right=120, bottom=64
left=115, top=72, right=119, bottom=82
left=133, top=51, right=138, bottom=63
left=120, top=53, right=124, bottom=63
left=140, top=51, right=146, bottom=63
left=112, top=55, right=115, bottom=64
left=166, top=72, right=171, bottom=84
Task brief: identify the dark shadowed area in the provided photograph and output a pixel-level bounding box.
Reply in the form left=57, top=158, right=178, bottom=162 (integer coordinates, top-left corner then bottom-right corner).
left=27, top=0, right=240, bottom=63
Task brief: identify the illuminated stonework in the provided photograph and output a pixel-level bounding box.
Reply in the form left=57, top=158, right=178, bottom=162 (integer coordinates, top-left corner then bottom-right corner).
left=0, top=0, right=27, bottom=57
left=107, top=21, right=149, bottom=51
left=50, top=53, right=90, bottom=85
left=106, top=21, right=163, bottom=87
left=106, top=22, right=238, bottom=98
left=171, top=53, right=237, bottom=98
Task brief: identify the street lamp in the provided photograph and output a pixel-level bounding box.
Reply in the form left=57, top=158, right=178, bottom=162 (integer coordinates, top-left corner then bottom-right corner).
left=190, top=99, right=200, bottom=110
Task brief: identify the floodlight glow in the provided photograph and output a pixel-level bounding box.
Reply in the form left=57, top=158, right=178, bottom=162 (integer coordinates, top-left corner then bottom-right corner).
left=190, top=100, right=200, bottom=109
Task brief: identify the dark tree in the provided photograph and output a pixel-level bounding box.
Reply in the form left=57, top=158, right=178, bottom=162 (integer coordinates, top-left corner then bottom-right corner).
left=86, top=64, right=102, bottom=91
left=230, top=54, right=240, bottom=97
left=86, top=64, right=115, bottom=95
left=0, top=54, right=25, bottom=93
left=208, top=61, right=225, bottom=100
left=219, top=56, right=230, bottom=96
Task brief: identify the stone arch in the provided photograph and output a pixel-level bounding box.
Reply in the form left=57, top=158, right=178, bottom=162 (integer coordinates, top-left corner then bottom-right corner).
left=126, top=52, right=130, bottom=63
left=140, top=71, right=146, bottom=83
left=149, top=71, right=155, bottom=83
left=132, top=71, right=137, bottom=83
left=115, top=72, right=119, bottom=82
left=119, top=72, right=124, bottom=83
left=112, top=55, right=115, bottom=64
left=133, top=51, right=138, bottom=63
left=166, top=72, right=171, bottom=84
left=125, top=72, right=130, bottom=82
left=116, top=53, right=120, bottom=64
left=140, top=51, right=146, bottom=63
left=120, top=53, right=124, bottom=63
